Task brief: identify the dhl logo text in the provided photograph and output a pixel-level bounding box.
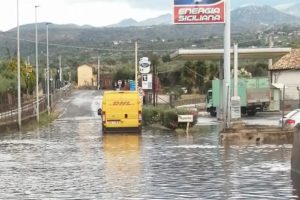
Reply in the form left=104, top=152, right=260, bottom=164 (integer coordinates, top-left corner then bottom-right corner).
left=112, top=101, right=132, bottom=106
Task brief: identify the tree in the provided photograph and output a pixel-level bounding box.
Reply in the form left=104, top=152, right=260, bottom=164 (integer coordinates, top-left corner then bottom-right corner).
left=0, top=58, right=35, bottom=96
left=113, top=67, right=134, bottom=83
left=181, top=61, right=196, bottom=93
left=162, top=54, right=171, bottom=63
left=244, top=62, right=268, bottom=77
left=194, top=61, right=206, bottom=93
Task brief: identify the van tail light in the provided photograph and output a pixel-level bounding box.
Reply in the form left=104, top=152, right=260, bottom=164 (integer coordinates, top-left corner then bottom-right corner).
left=138, top=111, right=142, bottom=123
left=287, top=119, right=295, bottom=125
left=102, top=111, right=106, bottom=122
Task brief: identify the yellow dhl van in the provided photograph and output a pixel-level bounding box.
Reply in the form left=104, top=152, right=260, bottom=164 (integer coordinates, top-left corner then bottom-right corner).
left=98, top=91, right=142, bottom=133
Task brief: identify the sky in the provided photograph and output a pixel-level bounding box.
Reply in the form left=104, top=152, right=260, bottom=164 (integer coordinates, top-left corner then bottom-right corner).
left=0, top=0, right=298, bottom=32
left=0, top=0, right=171, bottom=31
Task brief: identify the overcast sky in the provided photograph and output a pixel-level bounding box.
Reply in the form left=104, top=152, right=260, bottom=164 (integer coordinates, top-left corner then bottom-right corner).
left=0, top=0, right=298, bottom=32
left=1, top=0, right=171, bottom=31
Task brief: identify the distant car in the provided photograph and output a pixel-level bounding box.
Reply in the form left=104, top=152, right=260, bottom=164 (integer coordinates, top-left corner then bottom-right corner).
left=279, top=109, right=300, bottom=128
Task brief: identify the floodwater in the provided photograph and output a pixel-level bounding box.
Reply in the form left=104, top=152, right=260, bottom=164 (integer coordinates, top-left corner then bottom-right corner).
left=0, top=90, right=298, bottom=199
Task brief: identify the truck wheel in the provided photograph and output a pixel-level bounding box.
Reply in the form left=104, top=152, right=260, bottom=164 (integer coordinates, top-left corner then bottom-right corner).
left=247, top=109, right=256, bottom=116
left=102, top=125, right=107, bottom=133
left=210, top=110, right=217, bottom=117
left=241, top=107, right=247, bottom=115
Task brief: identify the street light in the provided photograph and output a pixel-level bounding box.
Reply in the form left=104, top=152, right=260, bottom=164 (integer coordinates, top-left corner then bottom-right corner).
left=97, top=55, right=100, bottom=90
left=135, top=41, right=138, bottom=91
left=46, top=22, right=51, bottom=115
left=17, top=0, right=21, bottom=130
left=35, top=5, right=40, bottom=122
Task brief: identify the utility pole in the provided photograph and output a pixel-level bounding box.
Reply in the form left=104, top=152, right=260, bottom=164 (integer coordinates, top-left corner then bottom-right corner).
left=97, top=56, right=100, bottom=90
left=269, top=35, right=274, bottom=83
left=59, top=55, right=62, bottom=88
left=35, top=5, right=40, bottom=122
left=17, top=0, right=22, bottom=130
left=153, top=63, right=156, bottom=107
left=135, top=41, right=138, bottom=91
left=46, top=23, right=50, bottom=115
left=26, top=56, right=30, bottom=97
left=223, top=0, right=231, bottom=128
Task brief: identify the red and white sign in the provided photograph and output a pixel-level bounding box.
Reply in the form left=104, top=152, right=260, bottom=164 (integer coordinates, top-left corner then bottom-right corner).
left=173, top=0, right=225, bottom=24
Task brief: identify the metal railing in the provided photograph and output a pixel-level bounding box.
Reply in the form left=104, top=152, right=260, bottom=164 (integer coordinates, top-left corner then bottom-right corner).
left=0, top=97, right=46, bottom=125
left=0, top=84, right=72, bottom=125
left=174, top=95, right=206, bottom=106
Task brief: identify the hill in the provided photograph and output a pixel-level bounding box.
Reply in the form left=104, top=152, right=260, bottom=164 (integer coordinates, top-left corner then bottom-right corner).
left=0, top=5, right=299, bottom=67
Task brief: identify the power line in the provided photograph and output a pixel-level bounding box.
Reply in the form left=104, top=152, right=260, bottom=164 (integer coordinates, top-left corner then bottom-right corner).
left=0, top=34, right=266, bottom=54
left=157, top=66, right=182, bottom=74
left=0, top=34, right=176, bottom=53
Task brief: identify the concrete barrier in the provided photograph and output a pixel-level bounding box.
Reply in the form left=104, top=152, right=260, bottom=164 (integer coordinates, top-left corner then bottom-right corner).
left=292, top=125, right=300, bottom=197
left=220, top=122, right=294, bottom=145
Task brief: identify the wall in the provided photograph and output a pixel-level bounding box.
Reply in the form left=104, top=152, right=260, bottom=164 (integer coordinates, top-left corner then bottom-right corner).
left=77, top=65, right=94, bottom=87
left=272, top=70, right=300, bottom=100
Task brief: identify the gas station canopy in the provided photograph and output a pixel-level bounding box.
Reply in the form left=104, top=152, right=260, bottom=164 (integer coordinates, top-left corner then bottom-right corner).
left=170, top=48, right=291, bottom=60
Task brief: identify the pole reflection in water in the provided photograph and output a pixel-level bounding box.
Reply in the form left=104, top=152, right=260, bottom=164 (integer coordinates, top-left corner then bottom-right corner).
left=292, top=126, right=300, bottom=198
left=102, top=133, right=141, bottom=199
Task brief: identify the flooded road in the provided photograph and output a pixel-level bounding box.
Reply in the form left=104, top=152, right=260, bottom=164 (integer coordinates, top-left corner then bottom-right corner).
left=0, top=90, right=298, bottom=199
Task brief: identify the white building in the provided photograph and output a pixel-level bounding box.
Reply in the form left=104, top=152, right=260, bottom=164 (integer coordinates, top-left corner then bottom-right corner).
left=271, top=49, right=300, bottom=100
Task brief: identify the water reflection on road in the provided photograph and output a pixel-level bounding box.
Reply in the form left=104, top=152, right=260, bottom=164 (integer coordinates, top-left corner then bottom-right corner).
left=0, top=124, right=296, bottom=199
left=102, top=134, right=141, bottom=199
left=0, top=90, right=297, bottom=199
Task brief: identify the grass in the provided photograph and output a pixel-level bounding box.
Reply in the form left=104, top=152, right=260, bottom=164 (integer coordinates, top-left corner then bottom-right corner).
left=22, top=112, right=58, bottom=132
left=0, top=110, right=60, bottom=134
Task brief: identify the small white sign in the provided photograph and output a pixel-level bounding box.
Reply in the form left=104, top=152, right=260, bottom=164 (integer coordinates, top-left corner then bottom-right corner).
left=142, top=74, right=152, bottom=90
left=231, top=96, right=241, bottom=119
left=178, top=115, right=193, bottom=123
left=139, top=57, right=151, bottom=74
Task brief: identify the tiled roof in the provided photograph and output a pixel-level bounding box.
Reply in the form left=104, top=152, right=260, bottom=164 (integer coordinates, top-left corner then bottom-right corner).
left=272, top=49, right=300, bottom=71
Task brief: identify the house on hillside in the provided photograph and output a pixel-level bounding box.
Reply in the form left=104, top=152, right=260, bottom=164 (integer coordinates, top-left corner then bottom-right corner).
left=270, top=49, right=300, bottom=108
left=77, top=65, right=96, bottom=88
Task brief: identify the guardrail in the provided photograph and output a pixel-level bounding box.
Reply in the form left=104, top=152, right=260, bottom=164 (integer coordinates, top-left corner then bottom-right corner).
left=0, top=97, right=46, bottom=125
left=0, top=84, right=72, bottom=125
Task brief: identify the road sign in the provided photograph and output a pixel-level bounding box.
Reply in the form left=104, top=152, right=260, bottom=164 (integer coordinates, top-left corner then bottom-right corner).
left=139, top=57, right=151, bottom=74
left=178, top=115, right=193, bottom=123
left=118, top=80, right=122, bottom=86
left=173, top=0, right=225, bottom=24
left=142, top=74, right=152, bottom=90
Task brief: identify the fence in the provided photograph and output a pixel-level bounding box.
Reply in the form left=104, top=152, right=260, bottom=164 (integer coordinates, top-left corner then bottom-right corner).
left=174, top=94, right=206, bottom=107
left=0, top=84, right=72, bottom=126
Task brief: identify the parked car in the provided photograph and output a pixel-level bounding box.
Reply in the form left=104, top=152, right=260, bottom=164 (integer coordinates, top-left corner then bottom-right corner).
left=279, top=109, right=300, bottom=128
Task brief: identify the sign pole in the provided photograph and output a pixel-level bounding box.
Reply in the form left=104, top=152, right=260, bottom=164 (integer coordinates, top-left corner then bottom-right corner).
left=17, top=0, right=22, bottom=130
left=97, top=56, right=100, bottom=90
left=186, top=122, right=190, bottom=135
left=135, top=41, right=138, bottom=91
left=223, top=0, right=231, bottom=128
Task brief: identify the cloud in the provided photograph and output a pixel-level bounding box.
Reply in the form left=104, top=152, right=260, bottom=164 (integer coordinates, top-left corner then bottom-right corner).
left=65, top=0, right=171, bottom=10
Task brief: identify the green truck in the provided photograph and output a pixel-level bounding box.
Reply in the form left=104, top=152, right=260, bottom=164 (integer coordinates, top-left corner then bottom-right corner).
left=206, top=77, right=270, bottom=117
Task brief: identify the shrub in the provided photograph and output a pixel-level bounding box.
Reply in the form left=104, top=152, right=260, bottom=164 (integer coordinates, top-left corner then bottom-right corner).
left=142, top=106, right=197, bottom=130
left=142, top=106, right=163, bottom=126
